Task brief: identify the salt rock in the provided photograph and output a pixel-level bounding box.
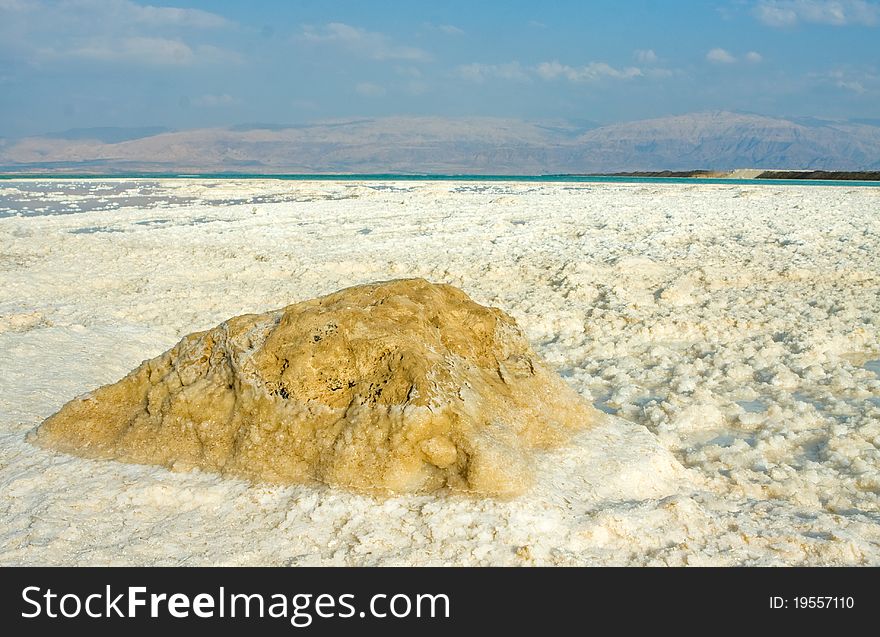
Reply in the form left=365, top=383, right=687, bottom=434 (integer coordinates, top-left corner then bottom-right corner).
left=31, top=279, right=596, bottom=496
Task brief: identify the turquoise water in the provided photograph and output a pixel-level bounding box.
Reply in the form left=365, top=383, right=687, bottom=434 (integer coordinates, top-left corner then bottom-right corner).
left=0, top=173, right=878, bottom=187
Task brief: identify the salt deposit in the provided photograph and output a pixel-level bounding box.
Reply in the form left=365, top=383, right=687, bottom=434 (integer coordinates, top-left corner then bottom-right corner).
left=32, top=278, right=595, bottom=496
left=1, top=178, right=878, bottom=565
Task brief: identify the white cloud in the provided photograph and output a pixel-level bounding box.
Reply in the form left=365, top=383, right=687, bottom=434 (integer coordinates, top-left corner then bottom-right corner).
left=810, top=67, right=879, bottom=94
left=298, top=23, right=429, bottom=61
left=821, top=68, right=876, bottom=93
left=456, top=62, right=530, bottom=82
left=634, top=49, right=659, bottom=64
left=72, top=36, right=195, bottom=64
left=536, top=60, right=643, bottom=81
left=706, top=48, right=737, bottom=63
left=62, top=37, right=240, bottom=66
left=0, top=0, right=238, bottom=66
left=705, top=49, right=763, bottom=65
left=457, top=59, right=648, bottom=83
left=422, top=22, right=464, bottom=35
left=436, top=24, right=464, bottom=36
left=753, top=0, right=880, bottom=27
left=838, top=79, right=867, bottom=92
left=355, top=81, right=386, bottom=97
left=192, top=93, right=237, bottom=107
left=5, top=0, right=230, bottom=28
left=101, top=0, right=230, bottom=29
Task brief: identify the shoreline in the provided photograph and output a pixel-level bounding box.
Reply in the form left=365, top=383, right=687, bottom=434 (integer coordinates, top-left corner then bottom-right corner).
left=594, top=169, right=880, bottom=181
left=1, top=171, right=879, bottom=184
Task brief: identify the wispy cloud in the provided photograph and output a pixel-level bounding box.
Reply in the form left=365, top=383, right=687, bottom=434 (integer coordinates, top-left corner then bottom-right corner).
left=431, top=23, right=464, bottom=36
left=456, top=62, right=530, bottom=82
left=71, top=36, right=196, bottom=65
left=753, top=0, right=880, bottom=27
left=0, top=0, right=238, bottom=66
left=706, top=47, right=738, bottom=64
left=1, top=0, right=231, bottom=28
left=457, top=59, right=657, bottom=83
left=298, top=22, right=429, bottom=61
left=536, top=60, right=643, bottom=81
left=812, top=67, right=879, bottom=93
left=59, top=37, right=241, bottom=66
left=838, top=78, right=867, bottom=92
left=705, top=48, right=763, bottom=65
left=100, top=0, right=231, bottom=29
left=634, top=49, right=659, bottom=64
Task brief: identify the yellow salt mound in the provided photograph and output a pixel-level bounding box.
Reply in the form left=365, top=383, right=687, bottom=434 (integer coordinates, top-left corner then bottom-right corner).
left=31, top=279, right=597, bottom=496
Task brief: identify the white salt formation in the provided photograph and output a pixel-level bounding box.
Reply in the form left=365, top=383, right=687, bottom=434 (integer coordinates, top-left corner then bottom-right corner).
left=30, top=279, right=596, bottom=496
left=3, top=179, right=879, bottom=566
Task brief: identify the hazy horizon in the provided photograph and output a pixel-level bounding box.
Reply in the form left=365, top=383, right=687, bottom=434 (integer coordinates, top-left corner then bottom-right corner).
left=13, top=108, right=880, bottom=142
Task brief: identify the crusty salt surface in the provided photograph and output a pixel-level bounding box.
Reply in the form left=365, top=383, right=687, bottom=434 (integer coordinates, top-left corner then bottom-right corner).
left=30, top=279, right=597, bottom=496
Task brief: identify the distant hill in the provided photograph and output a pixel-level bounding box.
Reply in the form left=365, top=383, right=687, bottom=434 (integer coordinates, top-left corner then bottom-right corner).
left=570, top=112, right=880, bottom=172
left=1, top=112, right=878, bottom=174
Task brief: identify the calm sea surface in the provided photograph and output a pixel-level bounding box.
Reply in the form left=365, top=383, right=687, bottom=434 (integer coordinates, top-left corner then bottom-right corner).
left=1, top=173, right=879, bottom=187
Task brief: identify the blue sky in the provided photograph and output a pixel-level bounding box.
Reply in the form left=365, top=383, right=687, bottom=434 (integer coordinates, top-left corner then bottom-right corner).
left=1, top=0, right=878, bottom=136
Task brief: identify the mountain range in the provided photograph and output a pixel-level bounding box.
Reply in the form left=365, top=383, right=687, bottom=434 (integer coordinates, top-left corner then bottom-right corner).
left=2, top=111, right=879, bottom=174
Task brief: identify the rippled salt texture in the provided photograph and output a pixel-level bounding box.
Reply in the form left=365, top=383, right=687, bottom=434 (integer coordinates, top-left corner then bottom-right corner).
left=1, top=179, right=878, bottom=565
